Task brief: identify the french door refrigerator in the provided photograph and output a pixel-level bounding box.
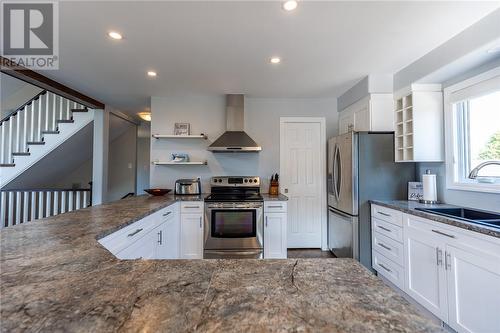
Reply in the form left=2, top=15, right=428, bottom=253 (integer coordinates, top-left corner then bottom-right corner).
left=327, top=132, right=415, bottom=269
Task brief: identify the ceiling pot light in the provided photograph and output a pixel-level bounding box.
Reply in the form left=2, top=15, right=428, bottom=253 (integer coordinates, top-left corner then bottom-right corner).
left=270, top=57, right=281, bottom=64
left=147, top=71, right=157, bottom=77
left=107, top=31, right=123, bottom=40
left=282, top=0, right=298, bottom=11
left=137, top=112, right=151, bottom=122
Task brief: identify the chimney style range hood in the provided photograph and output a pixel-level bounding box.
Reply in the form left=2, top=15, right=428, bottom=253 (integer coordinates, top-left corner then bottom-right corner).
left=208, top=94, right=262, bottom=153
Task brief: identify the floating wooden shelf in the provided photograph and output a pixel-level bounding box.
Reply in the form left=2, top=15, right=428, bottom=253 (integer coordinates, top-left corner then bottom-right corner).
left=152, top=134, right=207, bottom=140
left=153, top=161, right=207, bottom=166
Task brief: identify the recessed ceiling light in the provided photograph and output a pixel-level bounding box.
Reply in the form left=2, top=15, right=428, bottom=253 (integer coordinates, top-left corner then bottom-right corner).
left=108, top=31, right=123, bottom=40
left=487, top=46, right=500, bottom=53
left=282, top=0, right=298, bottom=11
left=137, top=112, right=151, bottom=122
left=270, top=57, right=281, bottom=64
left=147, top=71, right=157, bottom=77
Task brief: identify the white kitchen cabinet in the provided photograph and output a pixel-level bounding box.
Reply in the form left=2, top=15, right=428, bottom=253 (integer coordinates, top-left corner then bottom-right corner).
left=156, top=208, right=180, bottom=259
left=338, top=94, right=394, bottom=134
left=116, top=224, right=160, bottom=259
left=394, top=84, right=443, bottom=162
left=404, top=215, right=448, bottom=321
left=180, top=213, right=203, bottom=259
left=264, top=201, right=287, bottom=259
left=372, top=204, right=500, bottom=332
left=446, top=243, right=500, bottom=333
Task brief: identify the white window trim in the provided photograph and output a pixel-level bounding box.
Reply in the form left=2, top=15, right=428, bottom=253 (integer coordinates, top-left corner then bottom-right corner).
left=444, top=66, right=500, bottom=194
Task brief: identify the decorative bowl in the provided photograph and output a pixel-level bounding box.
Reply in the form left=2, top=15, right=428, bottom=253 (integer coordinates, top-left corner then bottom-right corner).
left=144, top=189, right=172, bottom=196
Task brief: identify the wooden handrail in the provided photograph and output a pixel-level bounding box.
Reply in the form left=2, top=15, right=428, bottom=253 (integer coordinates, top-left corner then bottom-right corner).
left=1, top=56, right=104, bottom=109
left=0, top=90, right=47, bottom=123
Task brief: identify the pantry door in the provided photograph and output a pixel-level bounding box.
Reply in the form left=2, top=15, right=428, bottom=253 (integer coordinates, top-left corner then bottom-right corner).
left=280, top=118, right=326, bottom=249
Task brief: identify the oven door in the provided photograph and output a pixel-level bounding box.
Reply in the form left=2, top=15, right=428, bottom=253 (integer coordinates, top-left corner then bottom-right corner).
left=204, top=202, right=263, bottom=251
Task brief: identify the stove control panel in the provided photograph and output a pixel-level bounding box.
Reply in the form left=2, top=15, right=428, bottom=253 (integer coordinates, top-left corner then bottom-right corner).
left=211, top=176, right=260, bottom=187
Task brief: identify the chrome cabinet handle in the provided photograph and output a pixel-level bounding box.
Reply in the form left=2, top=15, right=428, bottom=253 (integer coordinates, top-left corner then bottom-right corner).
left=436, top=247, right=443, bottom=266
left=157, top=230, right=162, bottom=245
left=432, top=229, right=455, bottom=239
left=184, top=206, right=199, bottom=209
left=163, top=211, right=172, bottom=217
left=128, top=228, right=143, bottom=237
left=267, top=205, right=283, bottom=208
left=199, top=217, right=202, bottom=228
left=265, top=216, right=268, bottom=227
left=378, top=212, right=391, bottom=217
left=445, top=251, right=451, bottom=270
left=378, top=243, right=392, bottom=251
left=379, top=263, right=392, bottom=273
left=377, top=225, right=391, bottom=232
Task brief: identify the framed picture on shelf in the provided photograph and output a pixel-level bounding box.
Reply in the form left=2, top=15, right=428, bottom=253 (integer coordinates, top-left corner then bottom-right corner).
left=174, top=123, right=190, bottom=136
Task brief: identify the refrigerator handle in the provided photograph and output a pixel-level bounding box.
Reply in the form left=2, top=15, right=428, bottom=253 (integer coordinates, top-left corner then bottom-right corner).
left=336, top=145, right=342, bottom=199
left=332, top=144, right=339, bottom=200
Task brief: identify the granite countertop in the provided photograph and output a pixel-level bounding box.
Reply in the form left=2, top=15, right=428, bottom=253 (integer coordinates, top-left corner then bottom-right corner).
left=261, top=193, right=289, bottom=201
left=0, top=196, right=441, bottom=332
left=371, top=200, right=500, bottom=239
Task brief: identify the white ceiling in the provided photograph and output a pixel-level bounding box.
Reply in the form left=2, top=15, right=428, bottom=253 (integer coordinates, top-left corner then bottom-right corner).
left=39, top=1, right=499, bottom=115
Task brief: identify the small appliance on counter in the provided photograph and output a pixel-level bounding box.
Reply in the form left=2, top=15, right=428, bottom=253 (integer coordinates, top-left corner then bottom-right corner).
left=174, top=178, right=201, bottom=195
left=269, top=173, right=279, bottom=196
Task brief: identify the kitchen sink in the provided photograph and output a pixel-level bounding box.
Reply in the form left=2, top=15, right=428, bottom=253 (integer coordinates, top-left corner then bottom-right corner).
left=415, top=207, right=500, bottom=230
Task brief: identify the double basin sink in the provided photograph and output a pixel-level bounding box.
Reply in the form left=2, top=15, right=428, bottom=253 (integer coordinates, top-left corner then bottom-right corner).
left=415, top=207, right=500, bottom=230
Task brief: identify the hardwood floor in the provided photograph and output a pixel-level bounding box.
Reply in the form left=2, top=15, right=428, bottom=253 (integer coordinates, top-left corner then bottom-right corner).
left=287, top=249, right=336, bottom=258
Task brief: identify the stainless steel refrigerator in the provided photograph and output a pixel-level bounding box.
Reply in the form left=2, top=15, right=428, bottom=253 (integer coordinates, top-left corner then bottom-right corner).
left=327, top=132, right=415, bottom=269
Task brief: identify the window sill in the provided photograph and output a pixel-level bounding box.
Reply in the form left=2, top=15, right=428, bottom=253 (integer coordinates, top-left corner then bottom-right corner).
left=447, top=181, right=500, bottom=194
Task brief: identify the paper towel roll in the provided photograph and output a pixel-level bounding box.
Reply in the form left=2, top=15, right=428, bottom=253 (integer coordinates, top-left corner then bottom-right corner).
left=422, top=171, right=437, bottom=202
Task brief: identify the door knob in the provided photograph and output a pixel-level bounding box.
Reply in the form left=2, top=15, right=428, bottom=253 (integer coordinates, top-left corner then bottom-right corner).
left=284, top=188, right=288, bottom=193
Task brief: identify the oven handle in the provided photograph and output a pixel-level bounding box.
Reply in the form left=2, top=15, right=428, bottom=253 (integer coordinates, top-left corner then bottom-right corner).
left=203, top=249, right=263, bottom=256
left=206, top=204, right=263, bottom=209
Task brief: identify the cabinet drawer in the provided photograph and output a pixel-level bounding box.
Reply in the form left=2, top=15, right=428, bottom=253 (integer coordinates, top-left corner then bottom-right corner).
left=372, top=251, right=404, bottom=290
left=371, top=205, right=402, bottom=226
left=264, top=201, right=287, bottom=213
left=372, top=217, right=403, bottom=243
left=99, top=205, right=176, bottom=254
left=372, top=231, right=404, bottom=266
left=181, top=202, right=204, bottom=213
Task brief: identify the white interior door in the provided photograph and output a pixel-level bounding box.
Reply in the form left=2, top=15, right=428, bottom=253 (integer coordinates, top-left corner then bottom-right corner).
left=280, top=118, right=326, bottom=248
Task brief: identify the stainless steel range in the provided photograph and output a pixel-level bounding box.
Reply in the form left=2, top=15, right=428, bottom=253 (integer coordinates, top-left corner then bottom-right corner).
left=204, top=176, right=264, bottom=259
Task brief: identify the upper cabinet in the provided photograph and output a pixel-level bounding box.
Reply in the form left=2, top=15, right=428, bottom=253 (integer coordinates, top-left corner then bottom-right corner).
left=394, top=84, right=444, bottom=162
left=338, top=94, right=394, bottom=134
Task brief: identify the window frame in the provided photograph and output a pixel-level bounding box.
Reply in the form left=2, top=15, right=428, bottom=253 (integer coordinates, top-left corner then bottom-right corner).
left=444, top=66, right=500, bottom=194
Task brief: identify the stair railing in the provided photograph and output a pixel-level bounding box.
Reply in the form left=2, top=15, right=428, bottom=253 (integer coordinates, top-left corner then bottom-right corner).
left=0, top=188, right=91, bottom=228
left=0, top=90, right=87, bottom=166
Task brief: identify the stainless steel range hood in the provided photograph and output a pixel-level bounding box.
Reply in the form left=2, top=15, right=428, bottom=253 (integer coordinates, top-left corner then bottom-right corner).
left=208, top=94, right=261, bottom=152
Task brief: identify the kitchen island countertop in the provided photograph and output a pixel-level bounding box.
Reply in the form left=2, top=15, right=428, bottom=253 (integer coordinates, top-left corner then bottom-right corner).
left=0, top=195, right=441, bottom=332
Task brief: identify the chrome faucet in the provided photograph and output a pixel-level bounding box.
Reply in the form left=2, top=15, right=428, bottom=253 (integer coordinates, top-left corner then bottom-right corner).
left=468, top=161, right=500, bottom=179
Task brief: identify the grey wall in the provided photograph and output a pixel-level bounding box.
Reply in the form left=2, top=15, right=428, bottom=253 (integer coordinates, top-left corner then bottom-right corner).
left=1, top=73, right=43, bottom=117
left=136, top=122, right=151, bottom=194
left=107, top=117, right=137, bottom=202
left=150, top=95, right=338, bottom=191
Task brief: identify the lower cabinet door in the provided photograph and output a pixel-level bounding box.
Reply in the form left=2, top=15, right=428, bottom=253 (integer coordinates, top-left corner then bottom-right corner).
left=180, top=213, right=203, bottom=259
left=264, top=213, right=287, bottom=259
left=446, top=244, right=500, bottom=333
left=115, top=226, right=159, bottom=259
left=156, top=214, right=180, bottom=259
left=405, top=219, right=448, bottom=321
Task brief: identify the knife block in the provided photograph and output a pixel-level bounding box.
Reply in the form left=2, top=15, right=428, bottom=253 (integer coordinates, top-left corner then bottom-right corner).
left=269, top=180, right=279, bottom=196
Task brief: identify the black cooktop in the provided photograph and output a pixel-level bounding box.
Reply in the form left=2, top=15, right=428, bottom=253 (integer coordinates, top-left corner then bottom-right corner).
left=204, top=193, right=264, bottom=202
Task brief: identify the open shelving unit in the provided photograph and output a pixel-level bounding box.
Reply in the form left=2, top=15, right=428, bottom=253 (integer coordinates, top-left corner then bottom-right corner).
left=394, top=84, right=443, bottom=162
left=153, top=161, right=207, bottom=166
left=152, top=134, right=208, bottom=140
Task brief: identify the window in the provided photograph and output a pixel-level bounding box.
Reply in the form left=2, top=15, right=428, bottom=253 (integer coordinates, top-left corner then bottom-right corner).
left=445, top=68, right=500, bottom=193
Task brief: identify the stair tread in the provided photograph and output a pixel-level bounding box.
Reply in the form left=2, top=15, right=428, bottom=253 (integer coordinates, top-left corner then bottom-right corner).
left=42, top=130, right=60, bottom=134
left=12, top=152, right=30, bottom=156
left=0, top=163, right=15, bottom=167
left=57, top=119, right=74, bottom=123
left=27, top=141, right=45, bottom=145
left=71, top=108, right=88, bottom=112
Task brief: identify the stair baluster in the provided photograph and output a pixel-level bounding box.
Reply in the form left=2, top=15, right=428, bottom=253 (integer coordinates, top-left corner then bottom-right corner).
left=52, top=93, right=57, bottom=131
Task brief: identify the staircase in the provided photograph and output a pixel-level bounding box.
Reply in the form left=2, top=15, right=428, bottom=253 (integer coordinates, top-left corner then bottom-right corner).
left=0, top=90, right=95, bottom=187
